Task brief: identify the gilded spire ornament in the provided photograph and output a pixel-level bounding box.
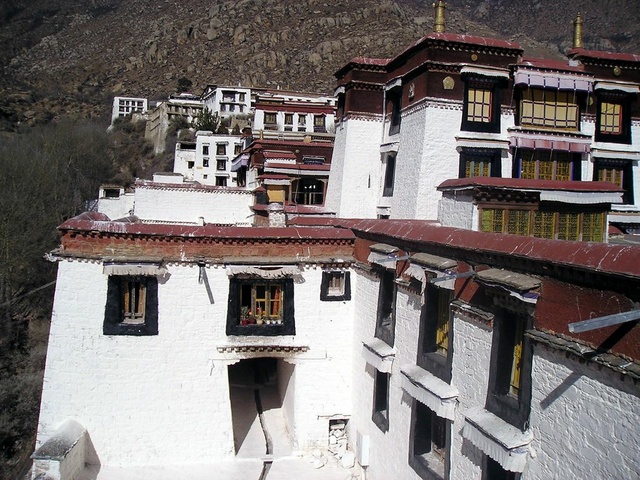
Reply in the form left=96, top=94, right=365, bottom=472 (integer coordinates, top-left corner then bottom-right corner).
left=573, top=13, right=583, bottom=48
left=434, top=1, right=446, bottom=33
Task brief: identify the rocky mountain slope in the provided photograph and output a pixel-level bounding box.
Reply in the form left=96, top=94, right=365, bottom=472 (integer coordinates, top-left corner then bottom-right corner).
left=0, top=0, right=638, bottom=130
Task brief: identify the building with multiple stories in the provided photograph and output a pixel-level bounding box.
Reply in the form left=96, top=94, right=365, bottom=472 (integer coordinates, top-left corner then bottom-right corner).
left=33, top=4, right=640, bottom=480
left=326, top=8, right=640, bottom=238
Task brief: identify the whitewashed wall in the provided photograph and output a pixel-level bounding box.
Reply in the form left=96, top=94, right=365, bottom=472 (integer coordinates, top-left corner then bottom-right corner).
left=349, top=270, right=429, bottom=480
left=392, top=102, right=462, bottom=220
left=528, top=344, right=640, bottom=479
left=449, top=311, right=495, bottom=480
left=326, top=119, right=384, bottom=218
left=133, top=185, right=253, bottom=225
left=36, top=261, right=355, bottom=467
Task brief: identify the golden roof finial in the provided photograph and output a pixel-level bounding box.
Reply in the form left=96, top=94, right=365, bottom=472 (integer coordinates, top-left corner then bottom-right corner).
left=573, top=13, right=583, bottom=48
left=434, top=1, right=446, bottom=33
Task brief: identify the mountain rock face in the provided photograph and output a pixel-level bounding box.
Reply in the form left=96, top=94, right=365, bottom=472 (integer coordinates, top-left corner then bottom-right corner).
left=0, top=0, right=638, bottom=130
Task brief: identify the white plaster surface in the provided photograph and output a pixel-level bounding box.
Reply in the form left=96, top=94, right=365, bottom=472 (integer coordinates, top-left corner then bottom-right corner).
left=528, top=345, right=640, bottom=480
left=36, top=261, right=354, bottom=468
left=133, top=183, right=253, bottom=225
left=326, top=119, right=384, bottom=218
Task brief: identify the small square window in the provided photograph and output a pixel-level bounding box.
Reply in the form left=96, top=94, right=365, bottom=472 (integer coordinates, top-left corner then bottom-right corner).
left=320, top=271, right=351, bottom=301
left=104, top=276, right=158, bottom=335
left=187, top=161, right=195, bottom=169
left=372, top=369, right=390, bottom=432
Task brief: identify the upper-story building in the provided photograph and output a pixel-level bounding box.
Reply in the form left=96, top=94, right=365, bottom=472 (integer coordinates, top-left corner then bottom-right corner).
left=110, top=96, right=148, bottom=124
left=174, top=130, right=246, bottom=186
left=326, top=5, right=640, bottom=240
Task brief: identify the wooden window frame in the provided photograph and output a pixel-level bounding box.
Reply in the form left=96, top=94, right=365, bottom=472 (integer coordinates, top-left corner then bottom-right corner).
left=417, top=284, right=453, bottom=382
left=461, top=77, right=502, bottom=133
left=320, top=271, right=351, bottom=302
left=486, top=309, right=532, bottom=429
left=593, top=158, right=634, bottom=205
left=226, top=278, right=295, bottom=336
left=595, top=93, right=631, bottom=144
left=480, top=207, right=605, bottom=242
left=216, top=144, right=226, bottom=156
left=518, top=89, right=580, bottom=131
left=459, top=148, right=502, bottom=178
left=104, top=276, right=158, bottom=336
left=515, top=149, right=580, bottom=181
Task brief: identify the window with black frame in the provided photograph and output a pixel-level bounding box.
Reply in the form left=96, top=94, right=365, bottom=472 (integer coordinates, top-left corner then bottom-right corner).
left=417, top=284, right=453, bottom=382
left=375, top=268, right=397, bottom=347
left=409, top=399, right=448, bottom=480
left=226, top=277, right=295, bottom=336
left=104, top=276, right=158, bottom=336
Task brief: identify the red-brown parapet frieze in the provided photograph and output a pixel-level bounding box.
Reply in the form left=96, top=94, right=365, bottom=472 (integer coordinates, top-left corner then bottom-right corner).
left=56, top=212, right=355, bottom=262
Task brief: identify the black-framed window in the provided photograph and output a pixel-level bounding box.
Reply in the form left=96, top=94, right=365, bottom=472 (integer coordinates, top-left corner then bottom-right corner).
left=486, top=309, right=532, bottom=429
left=215, top=176, right=227, bottom=187
left=459, top=148, right=502, bottom=178
left=372, top=369, right=390, bottom=432
left=104, top=276, right=158, bottom=336
left=375, top=268, right=397, bottom=347
left=513, top=149, right=581, bottom=181
left=226, top=278, right=295, bottom=336
left=314, top=114, right=327, bottom=132
left=388, top=89, right=402, bottom=135
left=461, top=77, right=502, bottom=133
left=217, top=159, right=226, bottom=171
left=482, top=456, right=521, bottom=480
left=320, top=271, right=351, bottom=301
left=417, top=284, right=453, bottom=382
left=382, top=153, right=396, bottom=197
left=593, top=158, right=634, bottom=205
left=409, top=400, right=448, bottom=480
left=216, top=144, right=226, bottom=155
left=203, top=158, right=209, bottom=168
left=202, top=145, right=209, bottom=155
left=595, top=93, right=631, bottom=144
left=292, top=178, right=324, bottom=205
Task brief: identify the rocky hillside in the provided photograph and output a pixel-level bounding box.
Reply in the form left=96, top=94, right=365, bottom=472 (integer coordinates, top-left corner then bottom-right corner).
left=0, top=0, right=638, bottom=130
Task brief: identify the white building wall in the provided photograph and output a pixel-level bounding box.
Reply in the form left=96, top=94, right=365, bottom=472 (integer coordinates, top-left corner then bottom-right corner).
left=37, top=261, right=355, bottom=467
left=349, top=270, right=428, bottom=480
left=173, top=144, right=197, bottom=180
left=449, top=312, right=495, bottom=480
left=438, top=192, right=475, bottom=230
left=36, top=261, right=236, bottom=466
left=326, top=119, right=384, bottom=218
left=133, top=186, right=253, bottom=225
left=97, top=193, right=135, bottom=221
left=390, top=102, right=462, bottom=220
left=528, top=345, right=640, bottom=480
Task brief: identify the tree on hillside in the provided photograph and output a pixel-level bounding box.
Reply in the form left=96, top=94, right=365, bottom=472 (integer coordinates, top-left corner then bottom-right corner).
left=0, top=120, right=116, bottom=480
left=191, top=107, right=220, bottom=132
left=176, top=77, right=193, bottom=93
